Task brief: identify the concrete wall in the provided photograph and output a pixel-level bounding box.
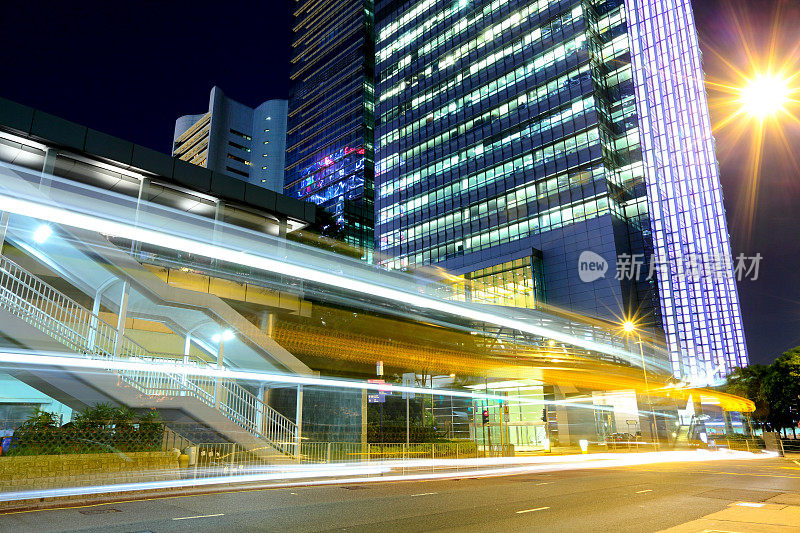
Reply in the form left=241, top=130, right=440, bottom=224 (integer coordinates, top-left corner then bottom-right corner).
left=0, top=451, right=179, bottom=492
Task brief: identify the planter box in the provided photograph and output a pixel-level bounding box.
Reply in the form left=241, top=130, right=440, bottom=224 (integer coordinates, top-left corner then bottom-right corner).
left=0, top=451, right=179, bottom=492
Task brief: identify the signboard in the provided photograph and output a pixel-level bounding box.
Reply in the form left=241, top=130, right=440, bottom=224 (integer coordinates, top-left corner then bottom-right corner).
left=401, top=372, right=415, bottom=399
left=367, top=378, right=389, bottom=403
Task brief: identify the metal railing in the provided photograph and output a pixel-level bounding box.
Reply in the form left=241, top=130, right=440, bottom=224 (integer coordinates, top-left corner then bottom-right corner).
left=180, top=441, right=482, bottom=477
left=0, top=256, right=297, bottom=457
left=780, top=438, right=800, bottom=455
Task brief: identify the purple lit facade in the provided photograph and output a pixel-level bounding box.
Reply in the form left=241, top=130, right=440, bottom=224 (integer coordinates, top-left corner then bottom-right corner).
left=625, top=0, right=748, bottom=381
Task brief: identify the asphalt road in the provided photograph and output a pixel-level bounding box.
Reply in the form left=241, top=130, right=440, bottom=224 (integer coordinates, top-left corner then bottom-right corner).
left=2, top=457, right=799, bottom=532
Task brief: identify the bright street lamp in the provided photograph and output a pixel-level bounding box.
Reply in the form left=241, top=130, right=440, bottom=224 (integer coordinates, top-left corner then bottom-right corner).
left=32, top=224, right=52, bottom=244
left=738, top=73, right=791, bottom=119
left=212, top=329, right=234, bottom=343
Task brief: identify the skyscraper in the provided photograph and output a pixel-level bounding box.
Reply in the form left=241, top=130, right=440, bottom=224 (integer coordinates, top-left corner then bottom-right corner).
left=374, top=0, right=747, bottom=382
left=173, top=86, right=288, bottom=192
left=285, top=0, right=376, bottom=257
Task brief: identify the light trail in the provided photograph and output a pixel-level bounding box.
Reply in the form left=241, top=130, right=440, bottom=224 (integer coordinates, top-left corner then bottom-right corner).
left=0, top=175, right=649, bottom=367
left=0, top=450, right=773, bottom=504
left=0, top=348, right=753, bottom=412
left=0, top=349, right=607, bottom=412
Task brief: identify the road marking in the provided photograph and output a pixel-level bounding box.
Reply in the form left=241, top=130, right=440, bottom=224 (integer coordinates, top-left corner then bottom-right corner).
left=735, top=502, right=765, bottom=508
left=793, top=460, right=800, bottom=467
left=635, top=489, right=653, bottom=493
left=411, top=492, right=438, bottom=497
left=516, top=506, right=550, bottom=514
left=536, top=482, right=552, bottom=486
left=173, top=513, right=225, bottom=521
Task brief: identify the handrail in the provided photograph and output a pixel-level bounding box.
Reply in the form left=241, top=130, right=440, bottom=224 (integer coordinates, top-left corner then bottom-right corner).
left=0, top=255, right=297, bottom=456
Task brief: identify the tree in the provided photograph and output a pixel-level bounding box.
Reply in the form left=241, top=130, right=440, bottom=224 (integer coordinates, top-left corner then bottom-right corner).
left=724, top=364, right=770, bottom=427
left=725, top=347, right=800, bottom=436
left=763, top=348, right=800, bottom=437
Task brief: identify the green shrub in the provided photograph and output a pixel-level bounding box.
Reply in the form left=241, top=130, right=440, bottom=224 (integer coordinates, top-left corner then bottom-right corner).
left=4, top=405, right=165, bottom=456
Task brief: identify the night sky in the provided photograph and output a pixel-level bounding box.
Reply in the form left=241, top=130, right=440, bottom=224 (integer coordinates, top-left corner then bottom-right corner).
left=1, top=0, right=797, bottom=365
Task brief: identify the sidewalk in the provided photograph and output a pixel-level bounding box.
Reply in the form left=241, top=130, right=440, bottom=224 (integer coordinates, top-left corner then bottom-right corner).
left=658, top=496, right=800, bottom=532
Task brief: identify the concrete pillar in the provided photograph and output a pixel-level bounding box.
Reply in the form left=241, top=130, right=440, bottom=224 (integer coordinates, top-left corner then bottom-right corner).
left=112, top=281, right=130, bottom=357
left=259, top=311, right=275, bottom=337
left=723, top=411, right=735, bottom=436
left=183, top=335, right=192, bottom=363
left=637, top=393, right=656, bottom=442
left=553, top=385, right=577, bottom=446
left=178, top=334, right=192, bottom=391
left=87, top=292, right=102, bottom=348
left=213, top=201, right=225, bottom=242
left=0, top=211, right=9, bottom=256
left=40, top=148, right=57, bottom=193
left=214, top=341, right=224, bottom=409
left=257, top=384, right=267, bottom=435
left=131, top=177, right=151, bottom=257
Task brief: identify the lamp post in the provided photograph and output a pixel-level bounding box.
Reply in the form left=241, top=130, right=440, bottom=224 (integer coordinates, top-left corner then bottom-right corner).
left=623, top=321, right=659, bottom=449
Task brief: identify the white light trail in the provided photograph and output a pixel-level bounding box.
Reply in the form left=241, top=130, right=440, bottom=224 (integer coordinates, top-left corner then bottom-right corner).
left=0, top=349, right=602, bottom=411
left=0, top=183, right=645, bottom=365
left=0, top=450, right=772, bottom=504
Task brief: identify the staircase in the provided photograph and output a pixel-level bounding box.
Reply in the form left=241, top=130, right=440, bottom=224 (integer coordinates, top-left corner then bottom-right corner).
left=0, top=255, right=298, bottom=458
left=673, top=417, right=696, bottom=447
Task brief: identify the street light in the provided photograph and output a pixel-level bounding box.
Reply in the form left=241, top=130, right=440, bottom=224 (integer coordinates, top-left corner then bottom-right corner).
left=738, top=73, right=791, bottom=119
left=622, top=320, right=659, bottom=449
left=32, top=224, right=52, bottom=244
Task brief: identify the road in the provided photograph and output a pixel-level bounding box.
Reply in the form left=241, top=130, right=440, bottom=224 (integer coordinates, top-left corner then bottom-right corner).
left=2, top=457, right=799, bottom=532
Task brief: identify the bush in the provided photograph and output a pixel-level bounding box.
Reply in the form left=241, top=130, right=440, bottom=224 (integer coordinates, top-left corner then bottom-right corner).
left=4, top=405, right=164, bottom=456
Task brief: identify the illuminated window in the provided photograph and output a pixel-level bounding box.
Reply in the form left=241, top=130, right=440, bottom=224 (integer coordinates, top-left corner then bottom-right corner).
left=229, top=128, right=252, bottom=141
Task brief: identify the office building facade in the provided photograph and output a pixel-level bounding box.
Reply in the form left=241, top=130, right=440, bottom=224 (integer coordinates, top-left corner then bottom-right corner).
left=173, top=86, right=288, bottom=192
left=285, top=0, right=376, bottom=256
left=374, top=0, right=747, bottom=382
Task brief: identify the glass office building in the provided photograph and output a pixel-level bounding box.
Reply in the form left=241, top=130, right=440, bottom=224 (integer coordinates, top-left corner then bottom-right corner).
left=286, top=0, right=376, bottom=257
left=374, top=0, right=748, bottom=382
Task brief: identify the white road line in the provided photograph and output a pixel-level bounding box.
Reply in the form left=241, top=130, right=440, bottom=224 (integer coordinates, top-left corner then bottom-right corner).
left=536, top=482, right=552, bottom=485
left=516, top=506, right=550, bottom=514
left=411, top=492, right=438, bottom=497
left=635, top=489, right=653, bottom=493
left=173, top=513, right=225, bottom=521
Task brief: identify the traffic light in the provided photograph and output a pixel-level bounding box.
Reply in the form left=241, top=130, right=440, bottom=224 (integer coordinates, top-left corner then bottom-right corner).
left=541, top=408, right=547, bottom=422
left=482, top=409, right=490, bottom=424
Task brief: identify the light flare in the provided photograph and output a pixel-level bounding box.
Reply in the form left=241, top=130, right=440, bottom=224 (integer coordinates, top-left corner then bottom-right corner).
left=738, top=73, right=792, bottom=118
